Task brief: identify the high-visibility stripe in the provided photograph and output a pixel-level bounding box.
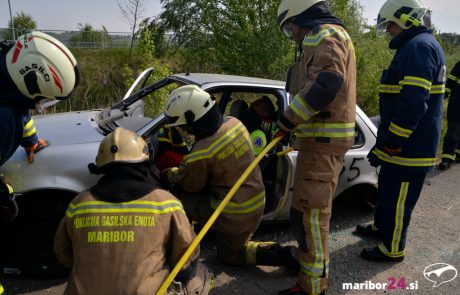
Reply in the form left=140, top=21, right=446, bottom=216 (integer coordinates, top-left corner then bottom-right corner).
left=309, top=208, right=324, bottom=293
left=303, top=27, right=350, bottom=47
left=388, top=122, right=413, bottom=138
left=441, top=154, right=456, bottom=161
left=446, top=88, right=451, bottom=94
left=378, top=243, right=404, bottom=258
left=372, top=148, right=436, bottom=167
left=158, top=137, right=173, bottom=144
left=448, top=73, right=460, bottom=84
left=391, top=182, right=409, bottom=253
left=456, top=149, right=460, bottom=155
left=289, top=95, right=317, bottom=122
left=379, top=83, right=445, bottom=94
left=184, top=122, right=246, bottom=164
left=6, top=183, right=13, bottom=194
left=379, top=84, right=401, bottom=93
left=173, top=142, right=186, bottom=148
left=299, top=260, right=324, bottom=276
left=23, top=119, right=36, bottom=138
left=400, top=76, right=432, bottom=90
left=430, top=84, right=445, bottom=94
left=0, top=283, right=4, bottom=294
left=210, top=191, right=265, bottom=214
left=295, top=122, right=355, bottom=138
left=372, top=223, right=378, bottom=231
left=245, top=241, right=259, bottom=265
left=66, top=200, right=184, bottom=217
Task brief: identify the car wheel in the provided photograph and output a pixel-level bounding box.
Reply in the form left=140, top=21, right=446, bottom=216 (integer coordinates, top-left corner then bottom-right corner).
left=337, top=184, right=378, bottom=208
left=1, top=191, right=74, bottom=278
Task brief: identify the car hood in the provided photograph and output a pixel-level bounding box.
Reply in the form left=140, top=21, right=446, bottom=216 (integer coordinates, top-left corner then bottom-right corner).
left=33, top=110, right=104, bottom=145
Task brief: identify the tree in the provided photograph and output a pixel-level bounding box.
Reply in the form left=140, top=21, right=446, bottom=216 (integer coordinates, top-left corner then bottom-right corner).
left=4, top=11, right=37, bottom=39
left=118, top=0, right=146, bottom=56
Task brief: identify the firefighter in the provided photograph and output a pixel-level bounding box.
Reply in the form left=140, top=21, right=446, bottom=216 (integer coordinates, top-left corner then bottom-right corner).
left=54, top=127, right=212, bottom=295
left=276, top=0, right=356, bottom=294
left=0, top=31, right=79, bottom=221
left=438, top=60, right=460, bottom=170
left=162, top=85, right=298, bottom=268
left=155, top=125, right=190, bottom=171
left=356, top=0, right=446, bottom=263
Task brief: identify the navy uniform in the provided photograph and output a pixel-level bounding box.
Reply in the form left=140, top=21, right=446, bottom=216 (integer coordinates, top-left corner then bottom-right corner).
left=367, top=25, right=446, bottom=259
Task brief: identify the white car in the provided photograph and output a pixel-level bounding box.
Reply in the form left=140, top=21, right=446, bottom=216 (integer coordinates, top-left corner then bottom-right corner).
left=0, top=69, right=378, bottom=277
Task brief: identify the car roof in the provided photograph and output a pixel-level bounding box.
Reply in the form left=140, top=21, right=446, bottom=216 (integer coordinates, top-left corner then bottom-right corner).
left=170, top=73, right=286, bottom=89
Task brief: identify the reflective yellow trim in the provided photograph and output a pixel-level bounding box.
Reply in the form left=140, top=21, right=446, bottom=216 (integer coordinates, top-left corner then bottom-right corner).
left=245, top=241, right=259, bottom=265
left=373, top=148, right=436, bottom=167
left=388, top=122, right=412, bottom=138
left=24, top=118, right=34, bottom=129
left=308, top=208, right=324, bottom=292
left=289, top=95, right=317, bottom=122
left=372, top=223, right=378, bottom=231
left=23, top=118, right=37, bottom=138
left=448, top=73, right=460, bottom=84
left=184, top=122, right=245, bottom=164
left=441, top=154, right=456, bottom=161
left=446, top=88, right=451, bottom=94
left=400, top=76, right=432, bottom=90
left=456, top=149, right=460, bottom=154
left=379, top=84, right=401, bottom=93
left=303, top=27, right=350, bottom=47
left=0, top=283, right=4, bottom=294
left=66, top=200, right=184, bottom=217
left=22, top=127, right=36, bottom=138
left=158, top=137, right=173, bottom=144
left=378, top=243, right=405, bottom=258
left=210, top=191, right=265, bottom=214
left=295, top=122, right=355, bottom=138
left=430, top=84, right=445, bottom=94
left=6, top=183, right=14, bottom=194
left=391, top=182, right=409, bottom=253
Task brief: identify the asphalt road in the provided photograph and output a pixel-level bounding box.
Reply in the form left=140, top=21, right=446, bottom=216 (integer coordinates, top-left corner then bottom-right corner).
left=1, top=164, right=459, bottom=295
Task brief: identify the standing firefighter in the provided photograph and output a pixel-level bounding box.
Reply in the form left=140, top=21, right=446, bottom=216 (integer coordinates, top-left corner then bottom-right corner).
left=356, top=0, right=446, bottom=262
left=438, top=60, right=460, bottom=170
left=54, top=127, right=212, bottom=295
left=0, top=31, right=79, bottom=221
left=276, top=0, right=356, bottom=294
left=162, top=85, right=298, bottom=268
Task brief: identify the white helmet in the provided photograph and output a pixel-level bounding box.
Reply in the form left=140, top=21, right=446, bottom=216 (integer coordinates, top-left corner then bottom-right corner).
left=6, top=31, right=79, bottom=100
left=277, top=0, right=324, bottom=36
left=95, top=127, right=149, bottom=169
left=376, top=0, right=430, bottom=36
left=165, top=85, right=215, bottom=127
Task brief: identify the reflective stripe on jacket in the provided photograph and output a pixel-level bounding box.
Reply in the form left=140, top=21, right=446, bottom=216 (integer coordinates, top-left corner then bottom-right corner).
left=53, top=189, right=197, bottom=295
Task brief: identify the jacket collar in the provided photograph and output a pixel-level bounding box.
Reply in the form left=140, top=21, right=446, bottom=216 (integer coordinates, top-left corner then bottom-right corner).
left=389, top=26, right=430, bottom=50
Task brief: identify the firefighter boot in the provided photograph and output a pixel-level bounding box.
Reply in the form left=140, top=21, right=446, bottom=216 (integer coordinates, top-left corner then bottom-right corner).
left=355, top=223, right=380, bottom=239
left=438, top=159, right=453, bottom=170
left=278, top=284, right=326, bottom=295
left=250, top=242, right=299, bottom=270
left=360, top=246, right=404, bottom=263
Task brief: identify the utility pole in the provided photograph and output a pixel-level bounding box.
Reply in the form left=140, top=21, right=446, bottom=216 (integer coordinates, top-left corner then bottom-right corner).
left=8, top=0, right=16, bottom=40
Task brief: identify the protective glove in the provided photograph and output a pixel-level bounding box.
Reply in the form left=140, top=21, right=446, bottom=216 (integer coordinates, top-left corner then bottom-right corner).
left=159, top=167, right=178, bottom=185
left=271, top=125, right=291, bottom=146
left=382, top=146, right=402, bottom=156
left=0, top=175, right=18, bottom=221
left=24, top=139, right=49, bottom=163
left=367, top=146, right=381, bottom=168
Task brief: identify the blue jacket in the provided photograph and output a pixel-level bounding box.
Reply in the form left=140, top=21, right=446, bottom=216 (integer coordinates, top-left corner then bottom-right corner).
left=373, top=27, right=446, bottom=173
left=0, top=41, right=38, bottom=166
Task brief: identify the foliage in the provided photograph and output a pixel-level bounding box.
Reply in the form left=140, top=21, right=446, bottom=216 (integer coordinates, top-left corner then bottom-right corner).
left=118, top=0, right=146, bottom=56
left=69, top=23, right=112, bottom=48
left=3, top=11, right=37, bottom=39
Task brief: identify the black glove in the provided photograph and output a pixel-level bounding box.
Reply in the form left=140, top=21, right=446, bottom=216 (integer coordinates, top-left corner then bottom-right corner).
left=0, top=175, right=18, bottom=221
left=272, top=126, right=291, bottom=146
left=367, top=146, right=381, bottom=168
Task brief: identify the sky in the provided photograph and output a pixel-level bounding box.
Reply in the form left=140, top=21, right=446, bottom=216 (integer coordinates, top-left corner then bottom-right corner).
left=0, top=0, right=459, bottom=34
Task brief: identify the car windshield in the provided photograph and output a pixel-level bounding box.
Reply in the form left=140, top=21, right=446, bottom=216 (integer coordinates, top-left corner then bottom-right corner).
left=95, top=72, right=187, bottom=135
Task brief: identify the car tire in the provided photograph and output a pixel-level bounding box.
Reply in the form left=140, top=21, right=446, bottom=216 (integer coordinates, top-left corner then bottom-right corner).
left=0, top=191, right=74, bottom=278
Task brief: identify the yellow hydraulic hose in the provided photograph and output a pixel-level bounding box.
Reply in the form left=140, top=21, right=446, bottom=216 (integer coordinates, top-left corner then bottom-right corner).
left=156, top=136, right=283, bottom=295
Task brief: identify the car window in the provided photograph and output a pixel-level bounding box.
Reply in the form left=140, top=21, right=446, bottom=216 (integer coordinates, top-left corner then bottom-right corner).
left=352, top=124, right=365, bottom=149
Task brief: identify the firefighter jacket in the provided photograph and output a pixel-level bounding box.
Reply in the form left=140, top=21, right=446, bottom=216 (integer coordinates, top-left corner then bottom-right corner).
left=54, top=189, right=197, bottom=295
left=170, top=116, right=265, bottom=235
left=372, top=26, right=446, bottom=173
left=446, top=61, right=460, bottom=123
left=278, top=24, right=356, bottom=156
left=0, top=42, right=39, bottom=166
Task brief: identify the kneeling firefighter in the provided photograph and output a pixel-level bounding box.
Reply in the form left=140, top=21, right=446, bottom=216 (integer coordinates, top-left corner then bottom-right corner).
left=54, top=127, right=212, bottom=295
left=162, top=85, right=298, bottom=268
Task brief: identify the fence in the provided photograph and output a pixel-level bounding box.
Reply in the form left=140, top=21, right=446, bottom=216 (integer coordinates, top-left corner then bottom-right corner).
left=0, top=28, right=136, bottom=49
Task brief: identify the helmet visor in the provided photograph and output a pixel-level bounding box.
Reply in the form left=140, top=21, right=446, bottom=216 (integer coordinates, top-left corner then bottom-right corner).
left=35, top=98, right=60, bottom=112
left=281, top=20, right=294, bottom=39
left=376, top=14, right=390, bottom=37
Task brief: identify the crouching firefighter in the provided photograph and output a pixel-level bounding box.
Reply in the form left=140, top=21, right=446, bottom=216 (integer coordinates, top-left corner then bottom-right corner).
left=0, top=31, right=79, bottom=221
left=53, top=127, right=212, bottom=295
left=161, top=85, right=298, bottom=269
